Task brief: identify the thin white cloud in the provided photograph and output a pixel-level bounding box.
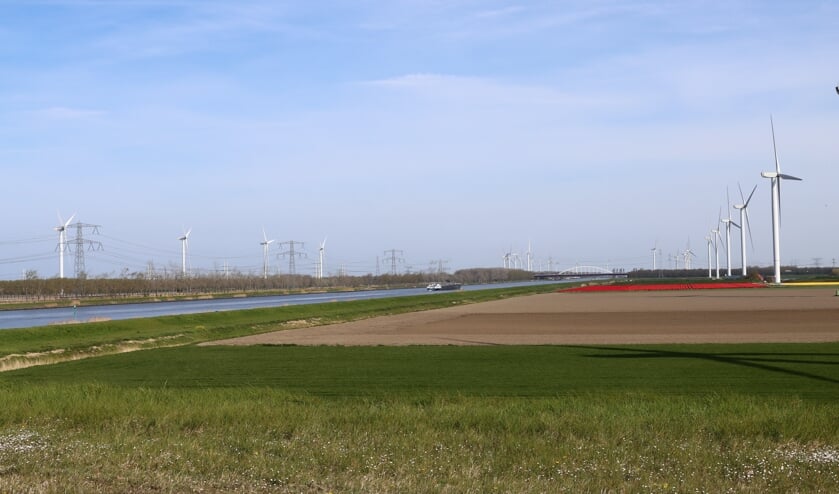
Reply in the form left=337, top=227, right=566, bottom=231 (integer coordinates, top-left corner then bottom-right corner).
left=474, top=6, right=525, bottom=19
left=364, top=73, right=629, bottom=110
left=31, top=106, right=106, bottom=120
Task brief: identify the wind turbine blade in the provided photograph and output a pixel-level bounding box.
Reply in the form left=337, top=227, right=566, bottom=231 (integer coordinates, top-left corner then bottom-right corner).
left=64, top=213, right=76, bottom=228
left=744, top=184, right=757, bottom=208
left=726, top=187, right=730, bottom=214
left=745, top=208, right=755, bottom=251
left=778, top=173, right=802, bottom=181
left=737, top=183, right=745, bottom=205
left=778, top=177, right=783, bottom=226
left=262, top=227, right=268, bottom=243
left=185, top=228, right=192, bottom=238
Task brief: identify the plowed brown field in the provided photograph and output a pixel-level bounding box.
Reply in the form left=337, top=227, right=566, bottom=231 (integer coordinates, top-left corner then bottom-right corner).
left=207, top=287, right=839, bottom=346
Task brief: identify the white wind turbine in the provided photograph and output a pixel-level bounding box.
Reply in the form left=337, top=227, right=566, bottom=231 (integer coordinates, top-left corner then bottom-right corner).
left=682, top=241, right=696, bottom=270
left=260, top=228, right=275, bottom=279
left=54, top=212, right=76, bottom=279
left=650, top=241, right=660, bottom=270
left=705, top=235, right=713, bottom=279
left=720, top=189, right=738, bottom=277
left=711, top=225, right=722, bottom=279
left=317, top=236, right=327, bottom=279
left=502, top=247, right=513, bottom=269
left=526, top=240, right=533, bottom=272
left=760, top=117, right=802, bottom=284
left=179, top=228, right=191, bottom=276
left=733, top=184, right=757, bottom=277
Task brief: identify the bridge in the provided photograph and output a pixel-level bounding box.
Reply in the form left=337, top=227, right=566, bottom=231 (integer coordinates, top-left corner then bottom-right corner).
left=532, top=265, right=628, bottom=281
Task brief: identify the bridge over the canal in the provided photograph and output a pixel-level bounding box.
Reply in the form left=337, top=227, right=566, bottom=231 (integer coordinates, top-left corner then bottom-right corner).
left=532, top=265, right=628, bottom=281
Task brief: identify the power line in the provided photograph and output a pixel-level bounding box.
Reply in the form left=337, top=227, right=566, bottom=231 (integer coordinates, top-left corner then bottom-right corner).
left=429, top=259, right=448, bottom=275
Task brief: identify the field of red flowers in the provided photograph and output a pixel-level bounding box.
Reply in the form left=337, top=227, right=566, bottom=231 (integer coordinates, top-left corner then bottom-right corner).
left=559, top=282, right=766, bottom=293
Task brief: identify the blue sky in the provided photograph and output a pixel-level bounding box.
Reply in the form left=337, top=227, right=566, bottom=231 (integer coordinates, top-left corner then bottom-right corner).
left=1, top=0, right=837, bottom=279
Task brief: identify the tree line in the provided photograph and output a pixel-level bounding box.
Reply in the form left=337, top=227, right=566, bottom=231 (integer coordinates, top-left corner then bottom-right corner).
left=0, top=268, right=534, bottom=301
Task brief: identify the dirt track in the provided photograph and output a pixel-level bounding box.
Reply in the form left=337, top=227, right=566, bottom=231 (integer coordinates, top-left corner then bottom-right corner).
left=206, top=287, right=839, bottom=346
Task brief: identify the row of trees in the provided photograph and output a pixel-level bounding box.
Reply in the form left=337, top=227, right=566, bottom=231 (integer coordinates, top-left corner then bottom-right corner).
left=0, top=268, right=535, bottom=300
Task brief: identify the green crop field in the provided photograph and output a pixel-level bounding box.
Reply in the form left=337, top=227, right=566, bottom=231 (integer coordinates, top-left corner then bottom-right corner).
left=1, top=342, right=838, bottom=492
left=4, top=344, right=839, bottom=399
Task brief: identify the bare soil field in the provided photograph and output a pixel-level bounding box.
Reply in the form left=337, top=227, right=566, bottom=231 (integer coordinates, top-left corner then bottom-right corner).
left=208, top=287, right=839, bottom=346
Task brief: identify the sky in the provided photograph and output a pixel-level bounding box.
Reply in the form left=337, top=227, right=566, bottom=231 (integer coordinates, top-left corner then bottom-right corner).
left=1, top=0, right=838, bottom=279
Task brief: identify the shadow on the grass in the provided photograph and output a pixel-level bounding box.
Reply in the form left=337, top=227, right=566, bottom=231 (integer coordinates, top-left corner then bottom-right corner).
left=577, top=345, right=839, bottom=386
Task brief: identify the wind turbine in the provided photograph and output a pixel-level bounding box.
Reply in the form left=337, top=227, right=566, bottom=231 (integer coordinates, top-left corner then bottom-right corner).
left=705, top=235, right=713, bottom=279
left=502, top=246, right=513, bottom=269
left=720, top=188, right=738, bottom=277
left=526, top=240, right=533, bottom=272
left=260, top=228, right=275, bottom=279
left=760, top=116, right=802, bottom=284
left=178, top=228, right=191, bottom=276
left=711, top=225, right=722, bottom=279
left=54, top=212, right=75, bottom=279
left=733, top=184, right=757, bottom=277
left=317, top=236, right=327, bottom=279
left=682, top=240, right=696, bottom=270
left=650, top=242, right=658, bottom=270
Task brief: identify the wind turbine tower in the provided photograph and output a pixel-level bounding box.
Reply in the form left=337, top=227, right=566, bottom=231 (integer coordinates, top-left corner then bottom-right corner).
left=179, top=228, right=191, bottom=276
left=54, top=212, right=75, bottom=279
left=650, top=242, right=658, bottom=270
left=733, top=184, right=757, bottom=277
left=705, top=235, right=713, bottom=279
left=526, top=240, right=533, bottom=272
left=260, top=229, right=276, bottom=279
left=317, top=237, right=327, bottom=279
left=760, top=117, right=802, bottom=284
left=721, top=189, right=738, bottom=278
left=711, top=226, right=722, bottom=279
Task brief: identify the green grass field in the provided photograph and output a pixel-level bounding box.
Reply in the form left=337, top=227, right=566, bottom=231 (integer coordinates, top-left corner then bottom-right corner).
left=5, top=343, right=839, bottom=399
left=1, top=342, right=838, bottom=492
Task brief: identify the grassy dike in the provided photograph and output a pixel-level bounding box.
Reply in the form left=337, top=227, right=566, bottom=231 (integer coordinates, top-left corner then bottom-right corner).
left=0, top=285, right=838, bottom=492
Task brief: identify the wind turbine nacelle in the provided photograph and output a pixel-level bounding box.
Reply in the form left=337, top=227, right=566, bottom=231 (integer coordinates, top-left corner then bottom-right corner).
left=835, top=84, right=839, bottom=95
left=760, top=171, right=778, bottom=178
